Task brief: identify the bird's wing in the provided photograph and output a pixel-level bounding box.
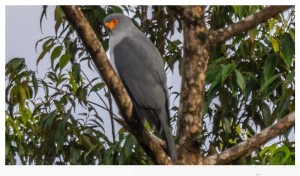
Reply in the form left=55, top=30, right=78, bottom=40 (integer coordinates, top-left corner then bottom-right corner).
left=113, top=35, right=176, bottom=161
left=113, top=35, right=167, bottom=109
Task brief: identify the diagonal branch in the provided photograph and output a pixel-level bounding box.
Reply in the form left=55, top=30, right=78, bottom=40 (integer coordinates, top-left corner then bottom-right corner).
left=213, top=5, right=293, bottom=43
left=204, top=112, right=295, bottom=165
left=60, top=5, right=172, bottom=165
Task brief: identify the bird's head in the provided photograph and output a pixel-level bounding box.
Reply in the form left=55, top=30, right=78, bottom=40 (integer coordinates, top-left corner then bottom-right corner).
left=103, top=13, right=134, bottom=35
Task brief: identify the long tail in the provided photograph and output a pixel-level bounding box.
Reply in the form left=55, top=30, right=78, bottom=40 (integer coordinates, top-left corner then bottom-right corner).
left=159, top=109, right=177, bottom=162
left=133, top=102, right=177, bottom=161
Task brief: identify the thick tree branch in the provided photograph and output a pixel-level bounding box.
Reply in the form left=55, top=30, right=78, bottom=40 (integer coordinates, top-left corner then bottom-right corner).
left=60, top=5, right=172, bottom=165
left=176, top=6, right=208, bottom=164
left=213, top=5, right=293, bottom=43
left=204, top=112, right=295, bottom=165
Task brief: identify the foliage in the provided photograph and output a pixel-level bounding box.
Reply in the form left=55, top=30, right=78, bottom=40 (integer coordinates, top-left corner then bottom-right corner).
left=204, top=6, right=295, bottom=164
left=258, top=141, right=295, bottom=165
left=5, top=5, right=295, bottom=165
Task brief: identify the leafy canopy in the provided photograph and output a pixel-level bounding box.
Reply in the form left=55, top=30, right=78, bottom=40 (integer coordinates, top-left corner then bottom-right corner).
left=5, top=5, right=294, bottom=165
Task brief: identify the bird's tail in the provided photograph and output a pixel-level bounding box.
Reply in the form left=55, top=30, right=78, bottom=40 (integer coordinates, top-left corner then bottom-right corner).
left=158, top=109, right=177, bottom=162
left=133, top=102, right=177, bottom=162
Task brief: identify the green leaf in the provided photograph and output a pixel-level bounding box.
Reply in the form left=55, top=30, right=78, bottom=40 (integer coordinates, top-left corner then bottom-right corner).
left=37, top=42, right=55, bottom=65
left=206, top=62, right=222, bottom=83
left=91, top=82, right=106, bottom=92
left=277, top=87, right=294, bottom=115
left=222, top=118, right=231, bottom=135
left=20, top=107, right=32, bottom=126
left=24, top=84, right=33, bottom=99
left=59, top=53, right=71, bottom=70
left=72, top=63, right=81, bottom=83
left=55, top=113, right=70, bottom=153
left=286, top=70, right=295, bottom=83
left=5, top=58, right=26, bottom=77
left=94, top=6, right=106, bottom=22
left=119, top=134, right=136, bottom=164
left=40, top=5, right=48, bottom=32
left=289, top=28, right=295, bottom=42
left=18, top=86, right=27, bottom=107
left=260, top=144, right=276, bottom=162
left=235, top=69, right=245, bottom=91
left=259, top=73, right=281, bottom=93
left=54, top=6, right=62, bottom=35
left=269, top=37, right=279, bottom=53
left=70, top=147, right=80, bottom=164
left=274, top=145, right=291, bottom=162
left=280, top=33, right=295, bottom=68
left=31, top=72, right=38, bottom=97
left=68, top=71, right=78, bottom=94
left=233, top=6, right=246, bottom=18
left=35, top=36, right=51, bottom=52
left=56, top=74, right=68, bottom=86
left=51, top=46, right=63, bottom=64
left=268, top=18, right=275, bottom=31
left=263, top=54, right=278, bottom=81
left=42, top=38, right=54, bottom=50
left=76, top=87, right=87, bottom=102
left=54, top=100, right=64, bottom=113
left=39, top=112, right=56, bottom=130
left=221, top=64, right=235, bottom=83
left=10, top=86, right=18, bottom=104
left=261, top=102, right=272, bottom=126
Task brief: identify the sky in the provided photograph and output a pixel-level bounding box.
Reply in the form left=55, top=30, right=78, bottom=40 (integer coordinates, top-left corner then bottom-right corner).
left=5, top=6, right=51, bottom=69
left=2, top=2, right=299, bottom=175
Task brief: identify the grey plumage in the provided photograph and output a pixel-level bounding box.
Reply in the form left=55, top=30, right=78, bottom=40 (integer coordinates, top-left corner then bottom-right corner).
left=104, top=13, right=176, bottom=161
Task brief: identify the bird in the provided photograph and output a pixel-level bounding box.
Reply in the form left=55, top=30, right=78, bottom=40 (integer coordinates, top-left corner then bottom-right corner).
left=104, top=13, right=177, bottom=162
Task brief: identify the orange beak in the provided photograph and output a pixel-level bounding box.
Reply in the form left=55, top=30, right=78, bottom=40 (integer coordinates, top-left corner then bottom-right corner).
left=105, top=19, right=119, bottom=30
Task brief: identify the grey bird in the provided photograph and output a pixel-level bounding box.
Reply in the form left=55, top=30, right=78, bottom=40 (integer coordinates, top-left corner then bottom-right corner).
left=104, top=13, right=176, bottom=162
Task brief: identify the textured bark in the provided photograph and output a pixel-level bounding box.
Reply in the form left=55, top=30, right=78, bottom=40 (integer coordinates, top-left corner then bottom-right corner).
left=61, top=5, right=171, bottom=165
left=177, top=6, right=209, bottom=164
left=213, top=5, right=293, bottom=43
left=139, top=6, right=148, bottom=33
left=204, top=112, right=295, bottom=165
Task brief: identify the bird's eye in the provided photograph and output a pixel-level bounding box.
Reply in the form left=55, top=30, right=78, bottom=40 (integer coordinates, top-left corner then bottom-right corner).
left=112, top=19, right=118, bottom=25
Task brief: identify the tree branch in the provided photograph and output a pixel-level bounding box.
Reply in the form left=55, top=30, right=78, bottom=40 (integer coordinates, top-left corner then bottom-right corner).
left=203, top=112, right=295, bottom=165
left=139, top=5, right=148, bottom=33
left=213, top=5, right=293, bottom=43
left=60, top=5, right=172, bottom=165
left=176, top=6, right=208, bottom=164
